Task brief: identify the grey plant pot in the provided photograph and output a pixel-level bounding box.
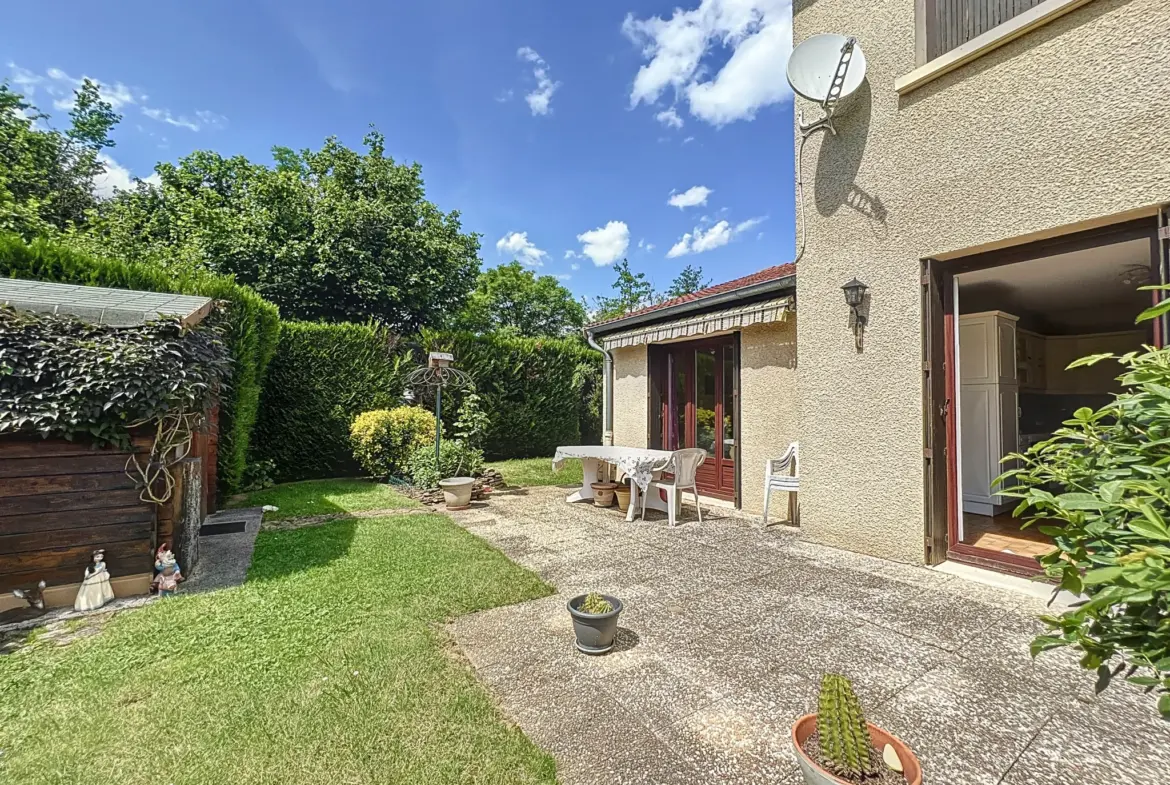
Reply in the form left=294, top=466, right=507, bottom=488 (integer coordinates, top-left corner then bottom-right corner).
left=438, top=477, right=475, bottom=510
left=566, top=594, right=623, bottom=655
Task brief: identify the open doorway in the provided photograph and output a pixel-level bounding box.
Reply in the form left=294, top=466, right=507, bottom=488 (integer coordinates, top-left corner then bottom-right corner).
left=924, top=215, right=1167, bottom=574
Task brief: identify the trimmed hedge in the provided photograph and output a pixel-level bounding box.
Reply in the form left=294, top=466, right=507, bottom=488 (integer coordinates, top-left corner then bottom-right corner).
left=417, top=330, right=603, bottom=460
left=251, top=321, right=409, bottom=482
left=0, top=234, right=281, bottom=497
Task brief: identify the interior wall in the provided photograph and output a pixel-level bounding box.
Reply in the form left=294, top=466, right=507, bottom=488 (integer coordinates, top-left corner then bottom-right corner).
left=794, top=0, right=1170, bottom=563
left=740, top=318, right=799, bottom=516
left=611, top=345, right=648, bottom=448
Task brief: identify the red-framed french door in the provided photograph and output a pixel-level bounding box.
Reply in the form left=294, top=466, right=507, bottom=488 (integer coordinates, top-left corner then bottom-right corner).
left=649, top=336, right=738, bottom=501
left=923, top=214, right=1167, bottom=575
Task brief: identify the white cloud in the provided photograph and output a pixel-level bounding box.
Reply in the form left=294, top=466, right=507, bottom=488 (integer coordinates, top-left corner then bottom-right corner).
left=575, top=221, right=630, bottom=267
left=637, top=238, right=657, bottom=252
left=92, top=154, right=158, bottom=198
left=622, top=0, right=793, bottom=127
left=666, top=214, right=766, bottom=257
left=570, top=262, right=581, bottom=271
left=496, top=231, right=548, bottom=267
left=141, top=106, right=226, bottom=132
left=667, top=185, right=712, bottom=209
left=655, top=107, right=684, bottom=129
left=553, top=273, right=572, bottom=281
left=683, top=136, right=695, bottom=144
left=517, top=47, right=560, bottom=116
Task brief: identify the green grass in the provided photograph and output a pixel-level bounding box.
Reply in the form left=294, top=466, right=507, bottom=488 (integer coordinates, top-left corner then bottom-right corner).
left=228, top=478, right=420, bottom=520
left=487, top=456, right=581, bottom=488
left=0, top=507, right=556, bottom=784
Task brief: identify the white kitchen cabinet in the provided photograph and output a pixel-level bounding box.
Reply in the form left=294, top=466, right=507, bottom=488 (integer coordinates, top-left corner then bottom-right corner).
left=1017, top=329, right=1046, bottom=391
left=959, top=311, right=1020, bottom=516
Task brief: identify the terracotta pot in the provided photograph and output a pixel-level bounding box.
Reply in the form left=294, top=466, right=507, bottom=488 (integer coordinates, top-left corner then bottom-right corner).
left=791, top=714, right=921, bottom=785
left=614, top=486, right=631, bottom=512
left=438, top=477, right=475, bottom=510
left=591, top=482, right=619, bottom=507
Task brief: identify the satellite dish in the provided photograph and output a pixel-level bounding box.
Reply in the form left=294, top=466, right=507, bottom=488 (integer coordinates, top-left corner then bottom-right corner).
left=787, top=33, right=867, bottom=112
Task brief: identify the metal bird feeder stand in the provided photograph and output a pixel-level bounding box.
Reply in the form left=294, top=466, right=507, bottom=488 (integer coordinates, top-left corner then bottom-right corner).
left=405, top=352, right=472, bottom=467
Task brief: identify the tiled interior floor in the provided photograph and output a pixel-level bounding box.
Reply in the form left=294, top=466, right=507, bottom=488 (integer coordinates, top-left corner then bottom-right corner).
left=447, top=486, right=1170, bottom=785
left=962, top=512, right=1055, bottom=558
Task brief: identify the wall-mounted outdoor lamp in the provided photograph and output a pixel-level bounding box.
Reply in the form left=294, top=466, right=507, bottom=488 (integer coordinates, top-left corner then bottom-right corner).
left=841, top=277, right=868, bottom=350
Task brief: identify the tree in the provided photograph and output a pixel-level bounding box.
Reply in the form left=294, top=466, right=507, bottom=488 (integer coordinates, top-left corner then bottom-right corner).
left=78, top=130, right=481, bottom=330
left=456, top=261, right=586, bottom=337
left=0, top=80, right=120, bottom=237
left=591, top=260, right=657, bottom=321
left=666, top=264, right=711, bottom=298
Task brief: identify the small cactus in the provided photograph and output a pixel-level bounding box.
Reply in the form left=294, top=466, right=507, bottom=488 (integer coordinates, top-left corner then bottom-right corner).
left=578, top=592, right=614, bottom=614
left=816, top=674, right=876, bottom=779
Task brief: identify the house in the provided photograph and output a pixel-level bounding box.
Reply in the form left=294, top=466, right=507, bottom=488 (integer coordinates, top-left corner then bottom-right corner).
left=0, top=280, right=219, bottom=611
left=589, top=0, right=1170, bottom=576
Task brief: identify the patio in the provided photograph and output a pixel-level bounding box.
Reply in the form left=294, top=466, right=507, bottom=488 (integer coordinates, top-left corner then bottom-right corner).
left=448, top=486, right=1170, bottom=785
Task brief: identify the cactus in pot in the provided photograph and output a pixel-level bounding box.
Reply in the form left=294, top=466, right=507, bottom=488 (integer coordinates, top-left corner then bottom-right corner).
left=817, top=674, right=877, bottom=780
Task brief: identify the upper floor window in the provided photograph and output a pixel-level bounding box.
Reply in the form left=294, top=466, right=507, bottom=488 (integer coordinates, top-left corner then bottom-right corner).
left=924, top=0, right=1045, bottom=61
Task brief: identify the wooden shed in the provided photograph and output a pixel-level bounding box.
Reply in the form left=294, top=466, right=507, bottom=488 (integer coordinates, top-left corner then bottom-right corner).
left=0, top=280, right=219, bottom=611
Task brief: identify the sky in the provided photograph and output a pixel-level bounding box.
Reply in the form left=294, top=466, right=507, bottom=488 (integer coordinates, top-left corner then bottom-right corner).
left=2, top=0, right=796, bottom=302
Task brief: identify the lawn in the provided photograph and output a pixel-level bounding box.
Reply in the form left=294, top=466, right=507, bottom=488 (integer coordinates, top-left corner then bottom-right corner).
left=227, top=477, right=420, bottom=520
left=487, top=456, right=581, bottom=488
left=0, top=483, right=557, bottom=785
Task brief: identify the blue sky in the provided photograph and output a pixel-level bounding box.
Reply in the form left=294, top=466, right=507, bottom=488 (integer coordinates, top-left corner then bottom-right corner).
left=3, top=0, right=795, bottom=301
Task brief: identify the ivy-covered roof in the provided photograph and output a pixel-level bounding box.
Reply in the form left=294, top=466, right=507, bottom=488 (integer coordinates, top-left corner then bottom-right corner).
left=0, top=278, right=213, bottom=327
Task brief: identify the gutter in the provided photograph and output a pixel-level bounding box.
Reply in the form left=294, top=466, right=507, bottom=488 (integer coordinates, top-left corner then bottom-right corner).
left=583, top=325, right=614, bottom=446
left=587, top=272, right=796, bottom=337
left=582, top=270, right=795, bottom=447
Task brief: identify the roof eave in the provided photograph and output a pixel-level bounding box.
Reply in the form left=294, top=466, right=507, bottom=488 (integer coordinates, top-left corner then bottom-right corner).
left=586, top=272, right=796, bottom=337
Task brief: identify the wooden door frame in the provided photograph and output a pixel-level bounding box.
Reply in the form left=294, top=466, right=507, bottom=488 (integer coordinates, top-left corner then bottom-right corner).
left=647, top=334, right=739, bottom=502
left=924, top=215, right=1164, bottom=574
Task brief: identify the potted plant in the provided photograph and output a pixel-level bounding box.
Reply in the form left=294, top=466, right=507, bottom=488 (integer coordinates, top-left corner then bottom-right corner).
left=792, top=674, right=921, bottom=785
left=614, top=480, right=632, bottom=512
left=590, top=482, right=619, bottom=507
left=566, top=591, right=623, bottom=654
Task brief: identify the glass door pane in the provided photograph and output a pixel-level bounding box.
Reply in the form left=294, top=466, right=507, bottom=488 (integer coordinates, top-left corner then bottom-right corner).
left=672, top=354, right=687, bottom=449
left=722, top=345, right=735, bottom=460
left=695, top=348, right=717, bottom=456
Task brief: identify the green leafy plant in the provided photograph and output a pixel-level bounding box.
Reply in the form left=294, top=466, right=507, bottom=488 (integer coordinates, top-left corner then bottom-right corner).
left=577, top=592, right=613, bottom=615
left=453, top=390, right=490, bottom=452
left=240, top=459, right=278, bottom=493
left=250, top=320, right=409, bottom=482
left=408, top=440, right=484, bottom=490
left=816, top=674, right=876, bottom=780
left=997, top=291, right=1170, bottom=718
left=350, top=406, right=437, bottom=479
left=0, top=233, right=280, bottom=497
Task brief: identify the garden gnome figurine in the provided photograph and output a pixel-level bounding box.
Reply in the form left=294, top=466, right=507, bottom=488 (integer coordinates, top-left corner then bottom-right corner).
left=74, top=549, right=115, bottom=611
left=153, top=562, right=182, bottom=597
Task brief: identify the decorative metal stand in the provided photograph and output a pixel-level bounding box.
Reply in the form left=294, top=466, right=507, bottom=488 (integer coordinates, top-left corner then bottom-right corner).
left=405, top=352, right=472, bottom=465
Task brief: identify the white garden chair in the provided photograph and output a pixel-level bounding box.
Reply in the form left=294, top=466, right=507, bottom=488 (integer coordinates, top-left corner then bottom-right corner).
left=641, top=447, right=708, bottom=527
left=762, top=442, right=799, bottom=527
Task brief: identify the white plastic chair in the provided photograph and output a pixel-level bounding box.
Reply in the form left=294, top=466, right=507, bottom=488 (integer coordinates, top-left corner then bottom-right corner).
left=762, top=442, right=799, bottom=527
left=642, top=448, right=708, bottom=526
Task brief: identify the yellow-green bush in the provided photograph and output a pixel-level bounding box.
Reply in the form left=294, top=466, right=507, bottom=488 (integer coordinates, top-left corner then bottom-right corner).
left=350, top=406, right=437, bottom=479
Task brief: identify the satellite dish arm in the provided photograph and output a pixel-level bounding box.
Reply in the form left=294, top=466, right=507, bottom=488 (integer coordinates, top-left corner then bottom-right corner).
left=797, top=36, right=858, bottom=138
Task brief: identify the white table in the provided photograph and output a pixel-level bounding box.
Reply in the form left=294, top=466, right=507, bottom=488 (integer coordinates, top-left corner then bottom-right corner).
left=552, top=445, right=675, bottom=522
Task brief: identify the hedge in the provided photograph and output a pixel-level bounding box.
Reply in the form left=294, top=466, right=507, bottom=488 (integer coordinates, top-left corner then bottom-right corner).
left=0, top=234, right=281, bottom=496
left=417, top=329, right=602, bottom=460
left=250, top=321, right=409, bottom=482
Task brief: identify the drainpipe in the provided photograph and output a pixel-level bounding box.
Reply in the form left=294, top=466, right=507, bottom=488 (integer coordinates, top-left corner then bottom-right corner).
left=584, top=327, right=614, bottom=446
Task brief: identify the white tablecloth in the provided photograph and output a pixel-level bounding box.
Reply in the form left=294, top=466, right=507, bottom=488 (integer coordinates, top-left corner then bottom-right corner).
left=553, top=445, right=675, bottom=491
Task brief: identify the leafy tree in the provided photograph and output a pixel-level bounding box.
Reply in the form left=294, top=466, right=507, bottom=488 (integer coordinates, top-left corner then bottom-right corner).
left=666, top=264, right=711, bottom=298
left=591, top=260, right=657, bottom=321
left=78, top=131, right=481, bottom=329
left=457, top=261, right=585, bottom=337
left=0, top=80, right=120, bottom=237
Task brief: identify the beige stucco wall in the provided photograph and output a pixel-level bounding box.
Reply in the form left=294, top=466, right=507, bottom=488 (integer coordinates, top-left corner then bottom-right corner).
left=739, top=318, right=799, bottom=517
left=611, top=345, right=648, bottom=448
left=793, top=0, right=1170, bottom=562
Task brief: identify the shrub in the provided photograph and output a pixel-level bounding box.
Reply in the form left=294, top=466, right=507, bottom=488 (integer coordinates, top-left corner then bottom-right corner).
left=251, top=321, right=409, bottom=482
left=998, top=323, right=1170, bottom=718
left=416, top=329, right=602, bottom=459
left=408, top=440, right=483, bottom=489
left=0, top=233, right=280, bottom=497
left=350, top=407, right=437, bottom=479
